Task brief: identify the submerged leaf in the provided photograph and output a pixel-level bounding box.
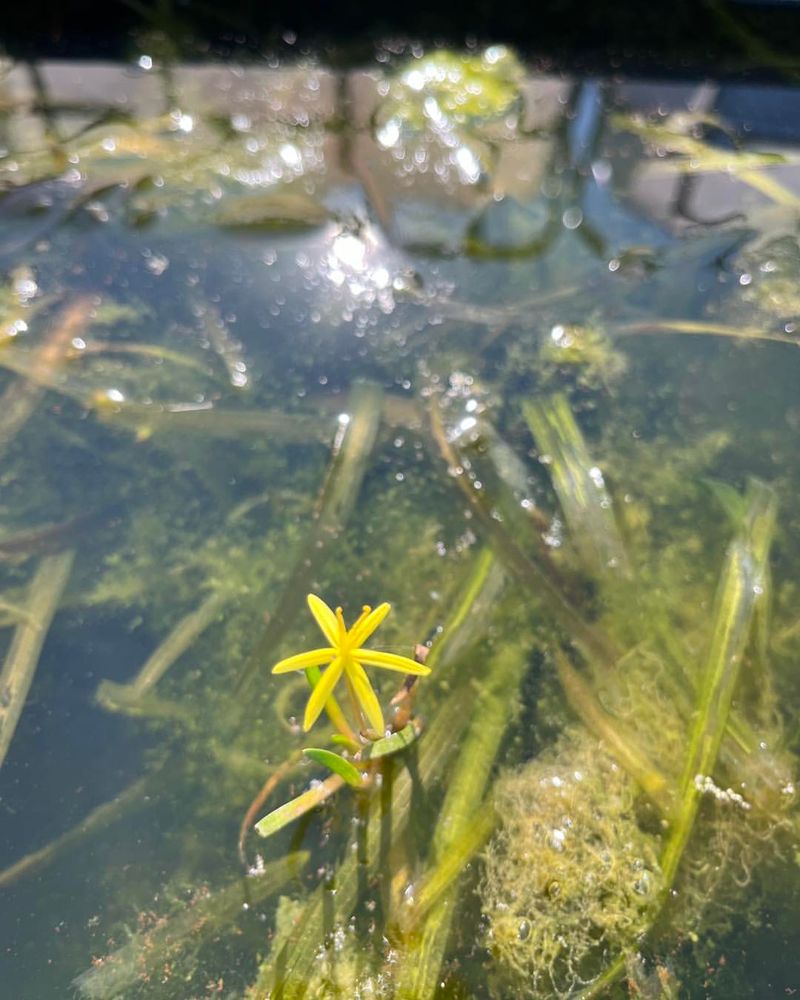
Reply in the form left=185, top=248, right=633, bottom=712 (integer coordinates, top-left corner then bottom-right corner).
left=255, top=773, right=344, bottom=839
left=213, top=189, right=333, bottom=230
left=302, top=747, right=364, bottom=787
left=361, top=721, right=419, bottom=760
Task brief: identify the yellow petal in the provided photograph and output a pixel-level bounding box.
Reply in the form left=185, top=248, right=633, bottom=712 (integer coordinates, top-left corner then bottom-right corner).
left=303, top=657, right=343, bottom=731
left=353, top=649, right=431, bottom=675
left=348, top=602, right=391, bottom=648
left=307, top=594, right=339, bottom=645
left=272, top=647, right=336, bottom=674
left=347, top=659, right=385, bottom=735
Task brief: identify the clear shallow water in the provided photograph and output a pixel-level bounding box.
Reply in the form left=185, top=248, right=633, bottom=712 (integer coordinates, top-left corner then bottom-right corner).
left=1, top=48, right=800, bottom=999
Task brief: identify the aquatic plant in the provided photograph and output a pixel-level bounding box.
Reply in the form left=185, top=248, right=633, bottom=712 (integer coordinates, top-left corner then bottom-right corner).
left=271, top=593, right=429, bottom=736
left=2, top=49, right=800, bottom=1000
left=535, top=322, right=628, bottom=394
left=376, top=46, right=524, bottom=134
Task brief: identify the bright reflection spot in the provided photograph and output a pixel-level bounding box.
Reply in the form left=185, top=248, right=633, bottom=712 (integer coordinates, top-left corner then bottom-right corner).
left=377, top=119, right=401, bottom=149
left=424, top=96, right=447, bottom=128
left=588, top=466, right=605, bottom=489
left=143, top=253, right=170, bottom=276
left=372, top=267, right=390, bottom=289
left=453, top=145, right=481, bottom=184
left=315, top=223, right=405, bottom=318
left=484, top=44, right=507, bottom=65
left=279, top=143, right=301, bottom=168
left=550, top=324, right=575, bottom=349
left=332, top=234, right=367, bottom=271
left=406, top=69, right=426, bottom=91
left=137, top=54, right=153, bottom=70
left=231, top=362, right=248, bottom=388
left=106, top=388, right=125, bottom=403
left=14, top=274, right=38, bottom=303
left=592, top=159, right=612, bottom=184
left=171, top=112, right=194, bottom=133
left=5, top=319, right=27, bottom=337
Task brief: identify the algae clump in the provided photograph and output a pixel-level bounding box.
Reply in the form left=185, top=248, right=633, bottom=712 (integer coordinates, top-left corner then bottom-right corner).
left=481, top=731, right=663, bottom=999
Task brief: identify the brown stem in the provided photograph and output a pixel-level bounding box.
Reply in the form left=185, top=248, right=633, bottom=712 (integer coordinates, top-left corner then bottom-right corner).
left=238, top=750, right=304, bottom=867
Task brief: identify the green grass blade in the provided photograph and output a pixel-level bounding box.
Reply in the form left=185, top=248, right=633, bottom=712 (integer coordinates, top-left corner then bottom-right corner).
left=430, top=401, right=619, bottom=666
left=524, top=393, right=630, bottom=581
left=661, top=478, right=776, bottom=884
left=583, top=479, right=777, bottom=998
left=393, top=636, right=530, bottom=999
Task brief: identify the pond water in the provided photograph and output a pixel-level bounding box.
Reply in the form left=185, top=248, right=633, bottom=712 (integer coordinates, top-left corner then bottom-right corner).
left=1, top=46, right=800, bottom=999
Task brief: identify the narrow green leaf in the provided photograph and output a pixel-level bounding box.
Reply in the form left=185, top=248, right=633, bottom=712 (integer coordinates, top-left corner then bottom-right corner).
left=213, top=189, right=333, bottom=230
left=255, top=773, right=344, bottom=838
left=331, top=733, right=361, bottom=753
left=701, top=477, right=747, bottom=525
left=302, top=748, right=364, bottom=787
left=362, top=722, right=420, bottom=760
left=524, top=394, right=629, bottom=581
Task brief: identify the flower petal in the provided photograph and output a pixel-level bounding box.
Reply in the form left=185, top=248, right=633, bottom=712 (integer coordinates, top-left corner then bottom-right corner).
left=353, top=649, right=431, bottom=675
left=347, top=659, right=385, bottom=735
left=272, top=647, right=336, bottom=674
left=349, top=602, right=391, bottom=648
left=304, top=667, right=357, bottom=744
left=307, top=594, right=339, bottom=645
left=303, top=657, right=343, bottom=731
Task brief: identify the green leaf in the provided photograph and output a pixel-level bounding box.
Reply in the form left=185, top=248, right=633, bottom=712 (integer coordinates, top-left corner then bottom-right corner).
left=361, top=722, right=419, bottom=760
left=255, top=774, right=343, bottom=838
left=303, top=747, right=364, bottom=787
left=701, top=477, right=747, bottom=525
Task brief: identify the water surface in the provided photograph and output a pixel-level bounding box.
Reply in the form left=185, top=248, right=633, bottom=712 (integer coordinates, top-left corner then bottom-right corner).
left=1, top=48, right=799, bottom=999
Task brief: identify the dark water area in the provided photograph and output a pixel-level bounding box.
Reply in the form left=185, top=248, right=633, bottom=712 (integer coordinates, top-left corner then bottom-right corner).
left=6, top=0, right=800, bottom=79
left=1, top=40, right=800, bottom=1000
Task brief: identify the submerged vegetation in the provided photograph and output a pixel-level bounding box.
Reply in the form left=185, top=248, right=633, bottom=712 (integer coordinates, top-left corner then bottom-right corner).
left=1, top=40, right=800, bottom=1000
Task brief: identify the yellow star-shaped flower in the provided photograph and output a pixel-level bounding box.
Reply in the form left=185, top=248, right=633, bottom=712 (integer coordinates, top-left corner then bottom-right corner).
left=272, top=594, right=430, bottom=734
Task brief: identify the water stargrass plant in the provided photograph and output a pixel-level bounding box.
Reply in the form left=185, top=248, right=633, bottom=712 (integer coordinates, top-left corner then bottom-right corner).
left=271, top=593, right=430, bottom=736
left=250, top=594, right=430, bottom=843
